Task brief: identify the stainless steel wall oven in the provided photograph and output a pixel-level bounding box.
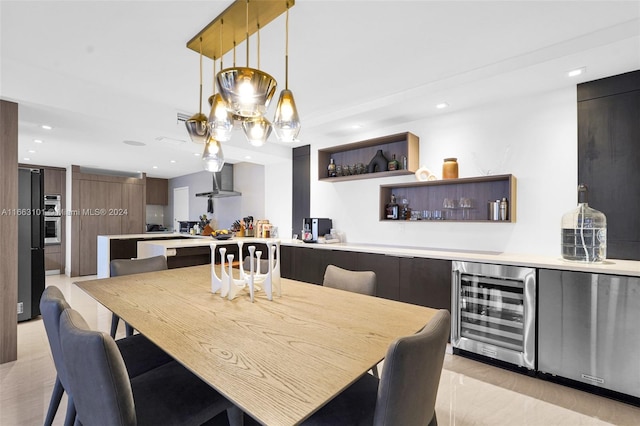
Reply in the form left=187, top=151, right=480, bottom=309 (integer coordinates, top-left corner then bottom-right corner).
left=452, top=261, right=536, bottom=370
left=44, top=215, right=61, bottom=244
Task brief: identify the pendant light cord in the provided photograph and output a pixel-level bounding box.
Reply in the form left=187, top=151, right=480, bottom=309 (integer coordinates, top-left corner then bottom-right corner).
left=285, top=3, right=289, bottom=89
left=257, top=23, right=261, bottom=69
left=245, top=0, right=250, bottom=67
left=199, top=37, right=203, bottom=114
left=220, top=19, right=224, bottom=69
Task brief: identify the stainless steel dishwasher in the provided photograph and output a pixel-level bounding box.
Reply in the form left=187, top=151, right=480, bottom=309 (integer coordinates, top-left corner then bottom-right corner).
left=538, top=269, right=640, bottom=399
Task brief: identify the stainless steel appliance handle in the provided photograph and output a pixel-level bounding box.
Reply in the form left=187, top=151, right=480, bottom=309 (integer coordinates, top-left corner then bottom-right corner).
left=451, top=267, right=461, bottom=346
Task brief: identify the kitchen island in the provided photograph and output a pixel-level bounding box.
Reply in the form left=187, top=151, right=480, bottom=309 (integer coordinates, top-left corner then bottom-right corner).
left=96, top=233, right=205, bottom=277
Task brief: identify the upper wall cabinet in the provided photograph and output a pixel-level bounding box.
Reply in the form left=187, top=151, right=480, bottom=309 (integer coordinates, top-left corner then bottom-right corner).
left=318, top=132, right=419, bottom=182
left=43, top=168, right=65, bottom=195
left=146, top=177, right=168, bottom=205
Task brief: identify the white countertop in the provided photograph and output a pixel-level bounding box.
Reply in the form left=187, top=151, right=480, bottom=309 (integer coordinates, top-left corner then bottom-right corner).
left=98, top=233, right=207, bottom=240
left=280, top=240, right=640, bottom=277
left=100, top=234, right=640, bottom=277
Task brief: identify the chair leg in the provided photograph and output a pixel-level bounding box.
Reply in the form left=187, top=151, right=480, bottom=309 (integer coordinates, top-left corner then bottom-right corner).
left=44, top=376, right=64, bottom=426
left=226, top=405, right=244, bottom=426
left=63, top=395, right=76, bottom=426
left=110, top=313, right=119, bottom=338
left=370, top=365, right=379, bottom=378
left=125, top=322, right=134, bottom=337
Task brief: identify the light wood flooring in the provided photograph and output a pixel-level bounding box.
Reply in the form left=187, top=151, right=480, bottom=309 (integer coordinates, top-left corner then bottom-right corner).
left=1, top=274, right=639, bottom=425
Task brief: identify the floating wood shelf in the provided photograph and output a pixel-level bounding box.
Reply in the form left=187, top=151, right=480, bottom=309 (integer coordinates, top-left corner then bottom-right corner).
left=379, top=174, right=517, bottom=222
left=318, top=132, right=419, bottom=182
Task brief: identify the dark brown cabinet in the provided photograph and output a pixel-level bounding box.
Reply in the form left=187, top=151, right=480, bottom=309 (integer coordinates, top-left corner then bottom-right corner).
left=71, top=166, right=146, bottom=276
left=280, top=245, right=451, bottom=308
left=578, top=70, right=640, bottom=260
left=44, top=244, right=62, bottom=272
left=43, top=168, right=65, bottom=195
left=146, top=177, right=168, bottom=205
left=399, top=257, right=452, bottom=310
left=292, top=146, right=310, bottom=239
left=356, top=252, right=400, bottom=301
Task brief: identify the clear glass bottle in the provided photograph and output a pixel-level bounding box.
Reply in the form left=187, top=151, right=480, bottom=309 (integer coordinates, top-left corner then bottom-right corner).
left=385, top=194, right=399, bottom=220
left=561, top=184, right=607, bottom=262
left=327, top=158, right=336, bottom=177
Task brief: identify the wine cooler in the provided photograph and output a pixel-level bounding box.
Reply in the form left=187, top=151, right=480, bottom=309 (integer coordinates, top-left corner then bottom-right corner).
left=451, top=261, right=536, bottom=370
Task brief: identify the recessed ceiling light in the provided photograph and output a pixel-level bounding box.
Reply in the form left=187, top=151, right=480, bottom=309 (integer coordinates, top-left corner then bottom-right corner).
left=244, top=155, right=252, bottom=160
left=41, top=125, right=53, bottom=130
left=34, top=139, right=43, bottom=144
left=194, top=152, right=200, bottom=156
left=152, top=166, right=158, bottom=169
left=351, top=124, right=363, bottom=129
left=28, top=149, right=36, bottom=153
left=170, top=160, right=176, bottom=164
left=567, top=67, right=586, bottom=77
left=123, top=140, right=146, bottom=146
left=23, top=157, right=30, bottom=161
left=436, top=103, right=449, bottom=109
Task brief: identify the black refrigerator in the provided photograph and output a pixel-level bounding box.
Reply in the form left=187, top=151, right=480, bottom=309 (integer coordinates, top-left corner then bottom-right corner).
left=18, top=168, right=45, bottom=322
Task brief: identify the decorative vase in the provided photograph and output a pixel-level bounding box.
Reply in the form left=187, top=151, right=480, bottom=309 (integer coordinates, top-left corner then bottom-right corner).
left=442, top=158, right=459, bottom=179
left=368, top=149, right=389, bottom=173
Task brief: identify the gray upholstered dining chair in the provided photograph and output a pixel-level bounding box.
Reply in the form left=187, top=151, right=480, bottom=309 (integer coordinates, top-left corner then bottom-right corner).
left=109, top=255, right=168, bottom=338
left=40, top=286, right=174, bottom=426
left=301, top=309, right=451, bottom=426
left=323, top=264, right=379, bottom=376
left=59, top=307, right=243, bottom=426
left=323, top=264, right=376, bottom=296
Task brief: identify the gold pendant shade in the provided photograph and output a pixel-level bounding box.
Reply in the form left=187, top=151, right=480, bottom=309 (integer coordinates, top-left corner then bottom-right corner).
left=217, top=67, right=277, bottom=118
left=202, top=136, right=225, bottom=172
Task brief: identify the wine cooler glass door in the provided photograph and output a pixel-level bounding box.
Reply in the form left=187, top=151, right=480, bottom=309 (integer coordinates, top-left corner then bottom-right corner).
left=452, top=262, right=536, bottom=370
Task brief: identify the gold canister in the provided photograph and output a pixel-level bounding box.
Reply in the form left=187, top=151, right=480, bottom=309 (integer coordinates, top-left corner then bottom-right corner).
left=442, top=158, right=459, bottom=179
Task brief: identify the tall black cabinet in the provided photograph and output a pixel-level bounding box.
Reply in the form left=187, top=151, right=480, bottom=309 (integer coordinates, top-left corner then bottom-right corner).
left=578, top=70, right=640, bottom=260
left=292, top=145, right=310, bottom=238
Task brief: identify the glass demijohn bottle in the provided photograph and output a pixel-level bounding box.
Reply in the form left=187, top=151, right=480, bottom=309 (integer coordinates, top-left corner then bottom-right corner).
left=561, top=184, right=607, bottom=262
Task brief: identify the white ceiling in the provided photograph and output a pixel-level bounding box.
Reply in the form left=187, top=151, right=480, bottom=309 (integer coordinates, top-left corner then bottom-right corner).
left=2, top=0, right=639, bottom=178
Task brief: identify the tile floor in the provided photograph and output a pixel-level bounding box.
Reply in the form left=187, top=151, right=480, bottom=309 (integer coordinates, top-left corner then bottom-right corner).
left=1, top=274, right=639, bottom=425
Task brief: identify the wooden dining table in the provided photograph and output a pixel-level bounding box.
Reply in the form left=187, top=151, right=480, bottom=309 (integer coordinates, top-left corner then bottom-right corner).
left=75, top=264, right=439, bottom=425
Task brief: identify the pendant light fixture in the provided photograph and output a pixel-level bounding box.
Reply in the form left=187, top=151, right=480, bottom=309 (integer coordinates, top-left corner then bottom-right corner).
left=273, top=2, right=301, bottom=142
left=202, top=136, right=225, bottom=172
left=208, top=20, right=233, bottom=142
left=185, top=37, right=210, bottom=144
left=242, top=21, right=272, bottom=146
left=217, top=0, right=277, bottom=119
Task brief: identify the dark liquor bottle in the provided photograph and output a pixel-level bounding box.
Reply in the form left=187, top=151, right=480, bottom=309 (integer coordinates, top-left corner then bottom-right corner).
left=385, top=194, right=399, bottom=220
left=388, top=154, right=399, bottom=171
left=327, top=158, right=337, bottom=177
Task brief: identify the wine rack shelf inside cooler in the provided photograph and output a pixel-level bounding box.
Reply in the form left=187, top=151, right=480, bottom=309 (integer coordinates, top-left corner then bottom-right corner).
left=459, top=274, right=525, bottom=352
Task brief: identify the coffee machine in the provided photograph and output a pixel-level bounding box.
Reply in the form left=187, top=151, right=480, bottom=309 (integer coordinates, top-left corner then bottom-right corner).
left=302, top=218, right=332, bottom=242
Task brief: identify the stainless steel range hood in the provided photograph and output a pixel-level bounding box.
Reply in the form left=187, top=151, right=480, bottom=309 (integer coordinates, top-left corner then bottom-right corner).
left=195, top=164, right=242, bottom=199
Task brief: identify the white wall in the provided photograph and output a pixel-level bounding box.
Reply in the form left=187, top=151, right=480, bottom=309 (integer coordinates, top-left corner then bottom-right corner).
left=233, top=162, right=265, bottom=222
left=264, top=159, right=293, bottom=239
left=165, top=163, right=270, bottom=231
left=305, top=86, right=578, bottom=256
